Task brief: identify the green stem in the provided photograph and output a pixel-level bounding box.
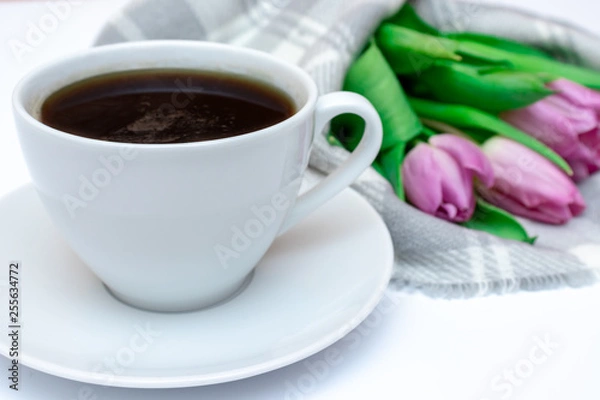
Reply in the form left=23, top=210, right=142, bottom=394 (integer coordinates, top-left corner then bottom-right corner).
left=409, top=97, right=573, bottom=175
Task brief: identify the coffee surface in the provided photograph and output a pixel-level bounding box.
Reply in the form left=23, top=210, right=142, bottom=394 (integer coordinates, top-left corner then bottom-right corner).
left=41, top=69, right=295, bottom=144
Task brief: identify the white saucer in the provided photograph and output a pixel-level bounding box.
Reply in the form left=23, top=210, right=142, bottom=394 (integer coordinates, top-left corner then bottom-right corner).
left=0, top=183, right=393, bottom=388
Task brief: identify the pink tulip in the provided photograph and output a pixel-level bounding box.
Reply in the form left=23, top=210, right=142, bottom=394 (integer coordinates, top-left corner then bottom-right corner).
left=477, top=137, right=585, bottom=225
left=402, top=134, right=494, bottom=222
left=501, top=78, right=600, bottom=181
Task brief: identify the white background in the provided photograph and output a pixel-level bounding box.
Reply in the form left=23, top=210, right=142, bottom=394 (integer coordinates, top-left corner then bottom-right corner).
left=1, top=0, right=600, bottom=399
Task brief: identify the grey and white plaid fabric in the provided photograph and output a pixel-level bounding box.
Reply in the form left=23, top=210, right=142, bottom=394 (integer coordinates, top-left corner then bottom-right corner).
left=95, top=0, right=600, bottom=297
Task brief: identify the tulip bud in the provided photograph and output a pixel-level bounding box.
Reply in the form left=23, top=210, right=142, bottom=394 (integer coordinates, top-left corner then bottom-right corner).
left=477, top=137, right=585, bottom=224
left=502, top=79, right=600, bottom=181
left=402, top=134, right=494, bottom=222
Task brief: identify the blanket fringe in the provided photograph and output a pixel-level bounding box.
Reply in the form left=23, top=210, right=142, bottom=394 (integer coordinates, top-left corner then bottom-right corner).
left=390, top=269, right=600, bottom=298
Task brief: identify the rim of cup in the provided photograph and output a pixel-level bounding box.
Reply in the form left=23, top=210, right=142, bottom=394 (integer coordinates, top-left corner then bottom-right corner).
left=12, top=40, right=319, bottom=150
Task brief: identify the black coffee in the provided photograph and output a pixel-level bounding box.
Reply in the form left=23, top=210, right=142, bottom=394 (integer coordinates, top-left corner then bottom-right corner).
left=41, top=69, right=295, bottom=144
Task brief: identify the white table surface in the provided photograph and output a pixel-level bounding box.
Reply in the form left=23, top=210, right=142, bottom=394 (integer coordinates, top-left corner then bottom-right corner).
left=1, top=1, right=599, bottom=399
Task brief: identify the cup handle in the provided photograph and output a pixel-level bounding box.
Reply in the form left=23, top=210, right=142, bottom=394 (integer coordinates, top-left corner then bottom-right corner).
left=279, top=91, right=383, bottom=234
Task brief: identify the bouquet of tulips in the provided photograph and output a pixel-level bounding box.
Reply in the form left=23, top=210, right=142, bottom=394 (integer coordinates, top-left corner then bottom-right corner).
left=330, top=4, right=600, bottom=244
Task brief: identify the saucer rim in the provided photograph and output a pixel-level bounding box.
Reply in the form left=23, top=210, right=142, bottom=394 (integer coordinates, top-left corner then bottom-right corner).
left=20, top=282, right=391, bottom=388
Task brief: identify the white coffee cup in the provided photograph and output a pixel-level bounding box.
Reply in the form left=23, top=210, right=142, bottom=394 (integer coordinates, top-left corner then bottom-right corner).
left=12, top=41, right=382, bottom=312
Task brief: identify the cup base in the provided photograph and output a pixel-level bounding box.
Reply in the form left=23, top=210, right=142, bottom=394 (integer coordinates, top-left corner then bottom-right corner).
left=103, top=271, right=255, bottom=313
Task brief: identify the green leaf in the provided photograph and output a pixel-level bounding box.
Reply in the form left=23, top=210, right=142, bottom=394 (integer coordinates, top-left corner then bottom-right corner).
left=455, top=40, right=600, bottom=89
left=462, top=199, right=536, bottom=244
left=385, top=4, right=600, bottom=88
left=387, top=4, right=551, bottom=61
left=377, top=142, right=407, bottom=200
left=332, top=41, right=422, bottom=151
left=327, top=132, right=345, bottom=148
left=387, top=4, right=553, bottom=63
left=385, top=4, right=441, bottom=36
left=408, top=97, right=573, bottom=175
left=447, top=32, right=552, bottom=59
left=513, top=56, right=600, bottom=89
left=372, top=160, right=385, bottom=177
left=458, top=127, right=494, bottom=144
left=375, top=24, right=461, bottom=75
left=421, top=126, right=438, bottom=138
left=330, top=113, right=364, bottom=152
left=408, top=61, right=553, bottom=112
